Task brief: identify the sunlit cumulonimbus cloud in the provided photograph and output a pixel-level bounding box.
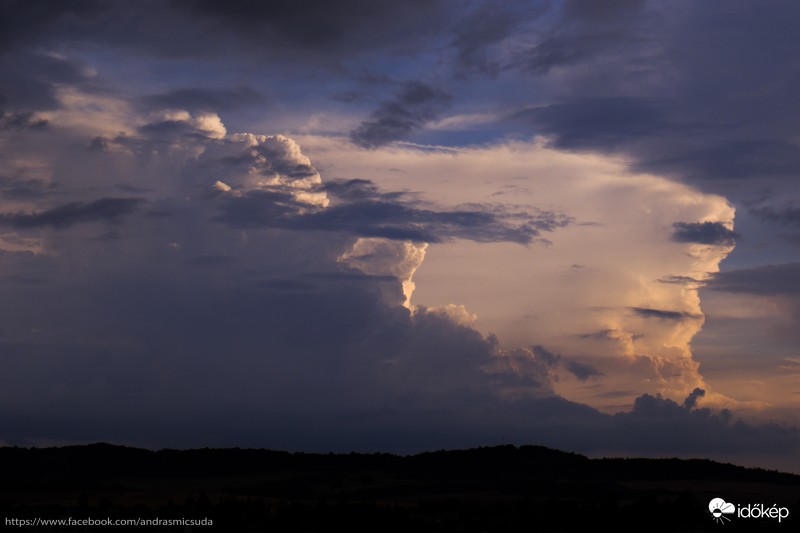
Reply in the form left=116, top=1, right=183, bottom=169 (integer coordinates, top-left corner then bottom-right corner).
left=337, top=238, right=428, bottom=308
left=0, top=101, right=565, bottom=433
left=297, top=135, right=737, bottom=407
left=0, top=0, right=799, bottom=470
left=0, top=81, right=735, bottom=418
left=0, top=94, right=796, bottom=469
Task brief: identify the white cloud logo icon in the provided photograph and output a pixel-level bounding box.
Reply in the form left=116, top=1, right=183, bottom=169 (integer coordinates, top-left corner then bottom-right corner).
left=709, top=498, right=736, bottom=524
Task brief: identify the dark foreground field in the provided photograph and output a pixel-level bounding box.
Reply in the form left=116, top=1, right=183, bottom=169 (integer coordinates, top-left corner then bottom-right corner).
left=1, top=444, right=797, bottom=532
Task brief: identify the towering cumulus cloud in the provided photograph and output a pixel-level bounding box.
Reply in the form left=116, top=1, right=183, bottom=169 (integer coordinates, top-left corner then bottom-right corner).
left=338, top=238, right=428, bottom=308
left=2, top=0, right=800, bottom=475
left=0, top=94, right=565, bottom=448
left=0, top=88, right=794, bottom=470
left=298, top=136, right=738, bottom=409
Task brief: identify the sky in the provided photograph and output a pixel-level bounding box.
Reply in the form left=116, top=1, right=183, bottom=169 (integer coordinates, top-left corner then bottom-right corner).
left=1, top=0, right=799, bottom=472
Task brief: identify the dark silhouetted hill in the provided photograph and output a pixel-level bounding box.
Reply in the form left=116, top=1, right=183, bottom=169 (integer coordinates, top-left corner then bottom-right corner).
left=1, top=443, right=797, bottom=532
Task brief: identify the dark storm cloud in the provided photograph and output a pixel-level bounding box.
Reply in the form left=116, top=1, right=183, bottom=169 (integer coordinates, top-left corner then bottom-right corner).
left=350, top=82, right=452, bottom=148
left=578, top=329, right=615, bottom=340
left=322, top=179, right=408, bottom=203
left=682, top=387, right=705, bottom=409
left=0, top=0, right=798, bottom=469
left=0, top=198, right=144, bottom=229
left=609, top=390, right=798, bottom=455
left=750, top=204, right=800, bottom=227
left=644, top=140, right=800, bottom=182
left=137, top=120, right=209, bottom=139
left=0, top=176, right=53, bottom=200
left=706, top=263, right=800, bottom=296
left=629, top=307, right=698, bottom=321
left=329, top=90, right=369, bottom=104
left=657, top=275, right=702, bottom=286
left=450, top=0, right=540, bottom=77
left=140, top=86, right=267, bottom=113
left=593, top=390, right=635, bottom=399
left=216, top=186, right=569, bottom=245
left=563, top=361, right=602, bottom=381
left=531, top=344, right=560, bottom=367
left=638, top=0, right=800, bottom=186
left=671, top=221, right=739, bottom=246
left=521, top=0, right=644, bottom=74
left=578, top=329, right=643, bottom=341
left=511, top=98, right=669, bottom=150
left=0, top=52, right=91, bottom=111
left=562, top=0, right=644, bottom=21
left=246, top=278, right=316, bottom=293
left=307, top=271, right=397, bottom=284
left=0, top=232, right=547, bottom=448
left=86, top=136, right=109, bottom=152
left=1, top=0, right=452, bottom=67
left=479, top=0, right=800, bottom=198
left=0, top=110, right=48, bottom=131
left=172, top=0, right=450, bottom=57
left=0, top=0, right=102, bottom=51
left=0, top=231, right=797, bottom=458
left=484, top=347, right=557, bottom=392
left=2, top=0, right=799, bottom=199
left=322, top=176, right=575, bottom=236
left=527, top=345, right=602, bottom=382
left=0, top=272, right=50, bottom=287
left=186, top=254, right=236, bottom=267
left=525, top=34, right=632, bottom=75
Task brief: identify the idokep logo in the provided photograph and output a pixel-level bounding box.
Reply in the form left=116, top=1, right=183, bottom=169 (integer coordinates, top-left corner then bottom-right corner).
left=709, top=498, right=736, bottom=524
left=709, top=497, right=790, bottom=525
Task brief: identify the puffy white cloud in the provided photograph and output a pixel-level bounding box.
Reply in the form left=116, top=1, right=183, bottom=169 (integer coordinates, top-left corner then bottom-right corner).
left=425, top=303, right=477, bottom=327
left=338, top=238, right=428, bottom=308
left=192, top=133, right=329, bottom=207
left=189, top=112, right=226, bottom=139
left=213, top=180, right=232, bottom=192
